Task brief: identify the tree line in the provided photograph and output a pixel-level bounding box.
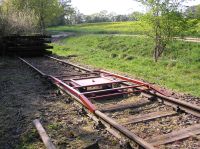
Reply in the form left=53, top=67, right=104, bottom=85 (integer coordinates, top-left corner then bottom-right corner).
left=0, top=0, right=199, bottom=36
left=65, top=10, right=144, bottom=24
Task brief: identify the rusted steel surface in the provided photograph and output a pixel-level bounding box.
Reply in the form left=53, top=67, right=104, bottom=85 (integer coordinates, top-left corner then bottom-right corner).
left=49, top=76, right=96, bottom=112
left=98, top=70, right=169, bottom=97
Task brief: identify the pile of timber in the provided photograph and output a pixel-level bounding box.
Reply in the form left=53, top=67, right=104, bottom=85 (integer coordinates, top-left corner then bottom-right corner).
left=1, top=35, right=53, bottom=57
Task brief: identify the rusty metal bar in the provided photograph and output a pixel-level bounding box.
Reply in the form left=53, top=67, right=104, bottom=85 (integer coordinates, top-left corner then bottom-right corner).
left=49, top=76, right=96, bottom=112
left=63, top=76, right=100, bottom=81
left=19, top=57, right=46, bottom=76
left=98, top=70, right=168, bottom=96
left=89, top=89, right=149, bottom=100
left=81, top=85, right=145, bottom=95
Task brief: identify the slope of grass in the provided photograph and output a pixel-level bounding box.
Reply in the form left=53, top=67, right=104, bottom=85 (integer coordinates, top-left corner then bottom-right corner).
left=48, top=21, right=150, bottom=35
left=48, top=21, right=200, bottom=37
left=50, top=34, right=200, bottom=97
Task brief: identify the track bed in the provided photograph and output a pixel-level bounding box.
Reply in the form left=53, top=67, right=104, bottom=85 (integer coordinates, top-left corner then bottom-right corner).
left=0, top=58, right=121, bottom=149
left=21, top=56, right=200, bottom=149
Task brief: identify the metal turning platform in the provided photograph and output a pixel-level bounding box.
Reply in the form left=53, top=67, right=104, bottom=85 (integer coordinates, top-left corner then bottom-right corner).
left=57, top=70, right=154, bottom=101
left=19, top=56, right=169, bottom=113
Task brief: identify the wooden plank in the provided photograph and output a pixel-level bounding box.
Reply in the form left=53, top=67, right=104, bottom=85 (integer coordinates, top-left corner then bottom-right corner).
left=100, top=100, right=151, bottom=112
left=5, top=40, right=51, bottom=44
left=7, top=45, right=53, bottom=50
left=122, top=111, right=177, bottom=125
left=147, top=124, right=200, bottom=146
left=95, top=110, right=155, bottom=149
left=33, top=119, right=56, bottom=149
left=3, top=35, right=51, bottom=39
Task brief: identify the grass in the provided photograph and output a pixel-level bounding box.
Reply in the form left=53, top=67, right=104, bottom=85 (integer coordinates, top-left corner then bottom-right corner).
left=50, top=34, right=200, bottom=97
left=48, top=21, right=151, bottom=35
left=48, top=21, right=200, bottom=37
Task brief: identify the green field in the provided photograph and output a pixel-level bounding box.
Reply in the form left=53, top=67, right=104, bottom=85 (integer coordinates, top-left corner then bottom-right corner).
left=48, top=21, right=200, bottom=37
left=48, top=21, right=149, bottom=35
left=50, top=34, right=200, bottom=97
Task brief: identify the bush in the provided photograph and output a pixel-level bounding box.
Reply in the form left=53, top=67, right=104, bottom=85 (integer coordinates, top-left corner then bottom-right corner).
left=0, top=7, right=39, bottom=36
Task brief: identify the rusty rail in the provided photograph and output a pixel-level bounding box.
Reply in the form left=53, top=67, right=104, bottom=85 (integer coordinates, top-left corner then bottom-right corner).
left=19, top=56, right=200, bottom=149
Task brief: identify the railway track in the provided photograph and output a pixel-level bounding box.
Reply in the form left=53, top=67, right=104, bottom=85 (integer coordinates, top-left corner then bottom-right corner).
left=19, top=56, right=200, bottom=149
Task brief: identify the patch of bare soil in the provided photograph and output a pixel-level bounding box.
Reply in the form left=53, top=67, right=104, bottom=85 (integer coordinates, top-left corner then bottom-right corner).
left=0, top=57, right=120, bottom=149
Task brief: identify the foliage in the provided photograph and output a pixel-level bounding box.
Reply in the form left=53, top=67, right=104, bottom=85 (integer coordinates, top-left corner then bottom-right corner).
left=0, top=0, right=73, bottom=34
left=50, top=34, right=200, bottom=97
left=185, top=4, right=200, bottom=19
left=0, top=0, right=39, bottom=36
left=136, top=0, right=187, bottom=62
left=65, top=10, right=144, bottom=24
left=11, top=0, right=64, bottom=33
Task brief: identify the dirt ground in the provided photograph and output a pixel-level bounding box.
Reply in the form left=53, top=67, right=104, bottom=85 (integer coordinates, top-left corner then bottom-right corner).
left=0, top=57, right=120, bottom=149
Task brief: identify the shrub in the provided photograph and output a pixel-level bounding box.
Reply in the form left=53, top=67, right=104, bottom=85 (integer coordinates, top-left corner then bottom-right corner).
left=0, top=6, right=39, bottom=36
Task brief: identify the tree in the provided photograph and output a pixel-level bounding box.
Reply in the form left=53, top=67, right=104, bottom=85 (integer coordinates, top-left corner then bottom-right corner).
left=9, top=0, right=68, bottom=33
left=185, top=4, right=200, bottom=19
left=136, top=0, right=187, bottom=62
left=0, top=0, right=39, bottom=35
left=74, top=10, right=85, bottom=24
left=26, top=0, right=63, bottom=33
left=129, top=11, right=144, bottom=21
